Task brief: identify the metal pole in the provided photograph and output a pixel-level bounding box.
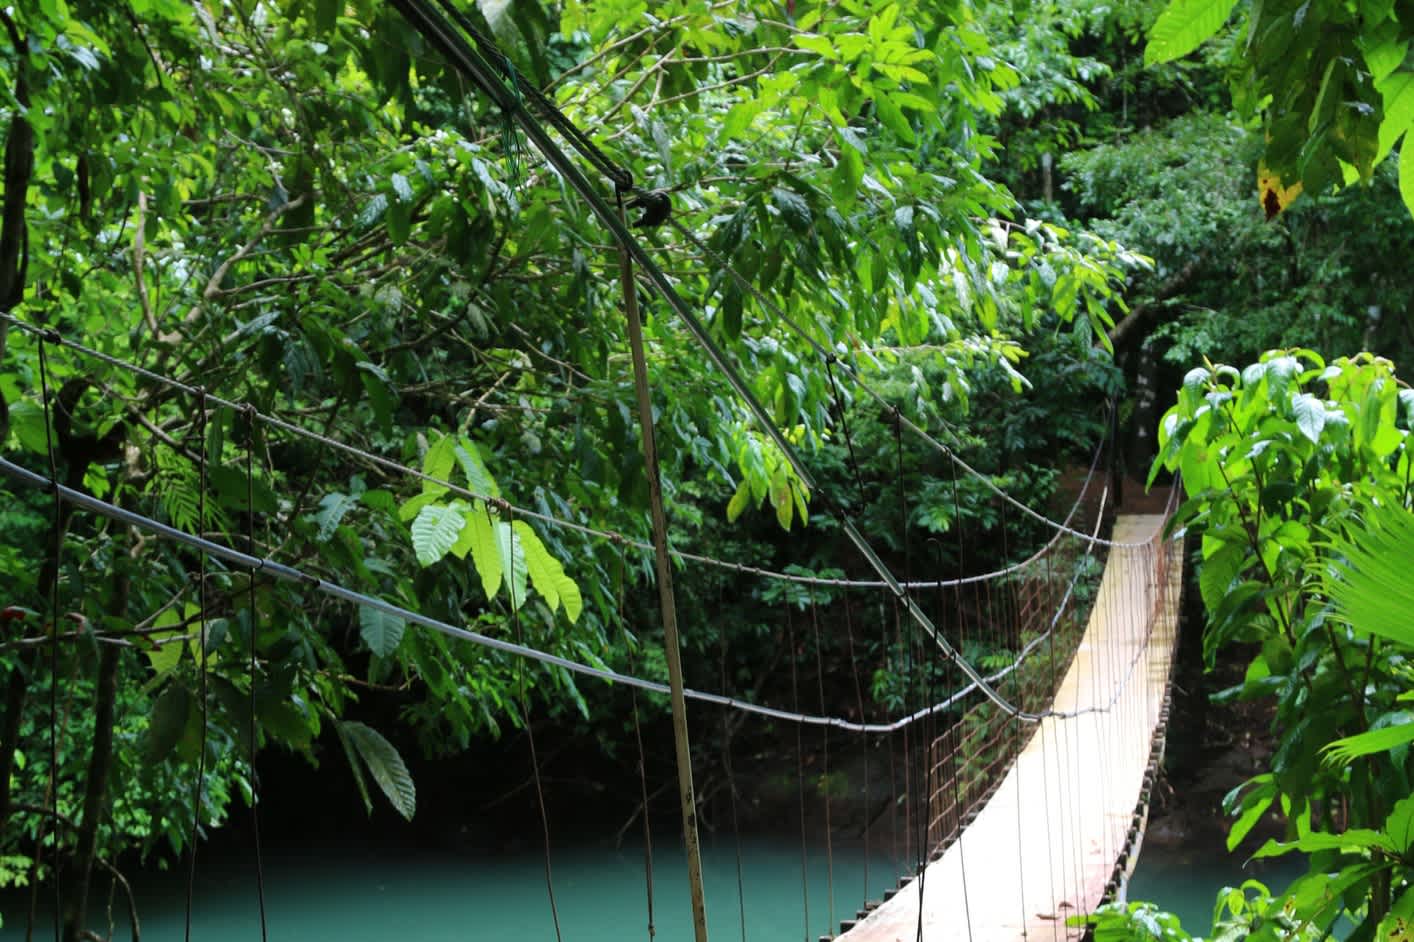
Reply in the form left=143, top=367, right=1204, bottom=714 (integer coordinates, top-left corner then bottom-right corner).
left=617, top=211, right=710, bottom=942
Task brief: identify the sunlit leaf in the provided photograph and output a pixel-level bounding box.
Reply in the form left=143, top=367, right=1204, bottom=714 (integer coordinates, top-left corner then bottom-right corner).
left=1145, top=0, right=1238, bottom=64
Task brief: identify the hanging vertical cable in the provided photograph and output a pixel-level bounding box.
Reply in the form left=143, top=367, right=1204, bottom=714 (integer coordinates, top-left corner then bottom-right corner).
left=947, top=464, right=976, bottom=942
left=841, top=594, right=871, bottom=907
left=36, top=336, right=61, bottom=942
left=616, top=543, right=657, bottom=942
left=187, top=393, right=211, bottom=938
left=503, top=511, right=564, bottom=942
left=716, top=581, right=748, bottom=942
left=809, top=595, right=835, bottom=935
left=244, top=405, right=269, bottom=942
left=184, top=391, right=211, bottom=942
left=787, top=602, right=811, bottom=942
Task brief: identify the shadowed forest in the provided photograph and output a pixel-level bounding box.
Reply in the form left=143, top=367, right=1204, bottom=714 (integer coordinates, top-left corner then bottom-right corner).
left=2, top=1, right=1414, bottom=940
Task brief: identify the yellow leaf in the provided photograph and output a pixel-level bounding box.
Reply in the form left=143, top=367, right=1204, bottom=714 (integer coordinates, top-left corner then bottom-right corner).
left=1257, top=161, right=1302, bottom=220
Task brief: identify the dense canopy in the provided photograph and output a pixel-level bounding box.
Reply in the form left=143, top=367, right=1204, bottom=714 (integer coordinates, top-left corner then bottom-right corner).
left=1, top=0, right=1413, bottom=940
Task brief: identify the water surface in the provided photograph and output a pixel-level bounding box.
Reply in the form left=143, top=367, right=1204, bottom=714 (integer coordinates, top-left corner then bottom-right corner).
left=9, top=837, right=898, bottom=941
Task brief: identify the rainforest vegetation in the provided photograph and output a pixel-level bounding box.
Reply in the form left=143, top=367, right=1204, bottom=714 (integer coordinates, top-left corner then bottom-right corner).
left=1, top=0, right=1412, bottom=940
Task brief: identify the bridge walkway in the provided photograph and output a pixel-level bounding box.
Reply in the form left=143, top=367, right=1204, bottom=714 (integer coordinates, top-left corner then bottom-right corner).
left=839, top=514, right=1182, bottom=942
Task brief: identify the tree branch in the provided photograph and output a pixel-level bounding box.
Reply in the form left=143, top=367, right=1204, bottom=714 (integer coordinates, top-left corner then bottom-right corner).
left=173, top=193, right=308, bottom=332
left=1106, top=258, right=1201, bottom=352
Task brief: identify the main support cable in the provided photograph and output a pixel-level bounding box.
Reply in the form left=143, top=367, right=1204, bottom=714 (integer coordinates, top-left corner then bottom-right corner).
left=0, top=456, right=1160, bottom=730
left=0, top=312, right=1106, bottom=593
left=383, top=0, right=1100, bottom=723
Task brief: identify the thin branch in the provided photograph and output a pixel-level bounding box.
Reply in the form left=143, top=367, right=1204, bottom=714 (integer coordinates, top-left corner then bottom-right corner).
left=175, top=193, right=308, bottom=330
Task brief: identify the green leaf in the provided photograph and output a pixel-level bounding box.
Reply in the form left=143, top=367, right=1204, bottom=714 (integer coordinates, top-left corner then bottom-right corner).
left=146, top=607, right=186, bottom=675
left=455, top=437, right=500, bottom=498
left=1377, top=73, right=1414, bottom=163
left=147, top=684, right=191, bottom=762
left=1401, top=139, right=1414, bottom=220
left=1323, top=722, right=1414, bottom=767
left=1252, top=828, right=1391, bottom=858
left=513, top=520, right=582, bottom=622
left=358, top=606, right=406, bottom=657
left=315, top=492, right=357, bottom=543
left=772, top=186, right=812, bottom=236
left=337, top=720, right=416, bottom=821
left=791, top=34, right=835, bottom=59
left=257, top=699, right=313, bottom=751
left=726, top=481, right=752, bottom=522
left=7, top=400, right=51, bottom=454
left=1365, top=39, right=1409, bottom=85
left=410, top=504, right=465, bottom=566
left=1328, top=505, right=1414, bottom=647
left=385, top=201, right=411, bottom=244
left=466, top=503, right=502, bottom=600
left=1144, top=0, right=1238, bottom=65
left=874, top=92, right=914, bottom=143
left=422, top=433, right=457, bottom=490
left=1228, top=791, right=1274, bottom=852
left=398, top=491, right=442, bottom=523
left=495, top=519, right=528, bottom=608
left=1384, top=794, right=1414, bottom=854
left=1199, top=543, right=1244, bottom=613
left=1292, top=392, right=1326, bottom=443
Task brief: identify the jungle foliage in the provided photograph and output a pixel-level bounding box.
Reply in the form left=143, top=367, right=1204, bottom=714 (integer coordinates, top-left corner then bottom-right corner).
left=0, top=0, right=1411, bottom=939
left=0, top=0, right=1143, bottom=937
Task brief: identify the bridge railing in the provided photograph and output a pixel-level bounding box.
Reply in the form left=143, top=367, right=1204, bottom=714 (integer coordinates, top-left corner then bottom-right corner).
left=920, top=471, right=1116, bottom=858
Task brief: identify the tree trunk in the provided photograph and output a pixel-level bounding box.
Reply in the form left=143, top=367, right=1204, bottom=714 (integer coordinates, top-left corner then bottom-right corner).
left=0, top=11, right=35, bottom=833
left=62, top=637, right=122, bottom=942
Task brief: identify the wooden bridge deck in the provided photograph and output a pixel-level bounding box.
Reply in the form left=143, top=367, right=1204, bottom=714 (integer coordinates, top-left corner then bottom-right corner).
left=839, top=515, right=1182, bottom=942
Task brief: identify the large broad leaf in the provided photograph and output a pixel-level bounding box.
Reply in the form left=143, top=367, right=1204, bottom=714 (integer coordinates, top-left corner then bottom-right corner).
left=1144, top=0, right=1238, bottom=65
left=1384, top=793, right=1414, bottom=855
left=410, top=504, right=465, bottom=566
left=1323, top=721, right=1414, bottom=767
left=315, top=492, right=357, bottom=543
left=1199, top=543, right=1245, bottom=613
left=358, top=606, right=406, bottom=657
left=336, top=720, right=416, bottom=821
left=456, top=436, right=500, bottom=498
left=147, top=683, right=192, bottom=761
left=464, top=503, right=502, bottom=600
left=1402, top=138, right=1414, bottom=220
left=513, top=520, right=583, bottom=622
left=1252, top=828, right=1392, bottom=858
left=145, top=606, right=186, bottom=675
left=494, top=519, right=528, bottom=609
left=1328, top=505, right=1414, bottom=648
left=421, top=433, right=458, bottom=491
left=1292, top=393, right=1326, bottom=443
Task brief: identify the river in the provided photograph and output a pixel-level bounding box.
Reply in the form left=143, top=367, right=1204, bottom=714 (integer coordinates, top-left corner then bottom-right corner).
left=5, top=836, right=900, bottom=941
left=5, top=831, right=1309, bottom=940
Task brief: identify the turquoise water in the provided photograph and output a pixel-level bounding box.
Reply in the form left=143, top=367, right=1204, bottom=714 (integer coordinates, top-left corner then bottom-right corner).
left=1127, top=843, right=1308, bottom=935
left=7, top=838, right=900, bottom=941
left=8, top=834, right=1314, bottom=940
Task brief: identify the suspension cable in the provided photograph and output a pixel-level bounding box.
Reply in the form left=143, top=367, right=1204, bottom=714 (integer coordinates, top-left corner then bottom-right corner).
left=380, top=0, right=1143, bottom=721
left=0, top=456, right=1170, bottom=742
left=0, top=312, right=1110, bottom=592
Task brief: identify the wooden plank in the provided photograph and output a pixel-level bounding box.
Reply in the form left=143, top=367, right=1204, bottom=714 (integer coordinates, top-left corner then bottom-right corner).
left=838, top=515, right=1182, bottom=942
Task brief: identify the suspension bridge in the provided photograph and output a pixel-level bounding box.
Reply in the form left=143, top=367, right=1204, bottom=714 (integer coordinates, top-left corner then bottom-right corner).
left=838, top=511, right=1181, bottom=942
left=0, top=318, right=1184, bottom=940
left=0, top=4, right=1187, bottom=940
